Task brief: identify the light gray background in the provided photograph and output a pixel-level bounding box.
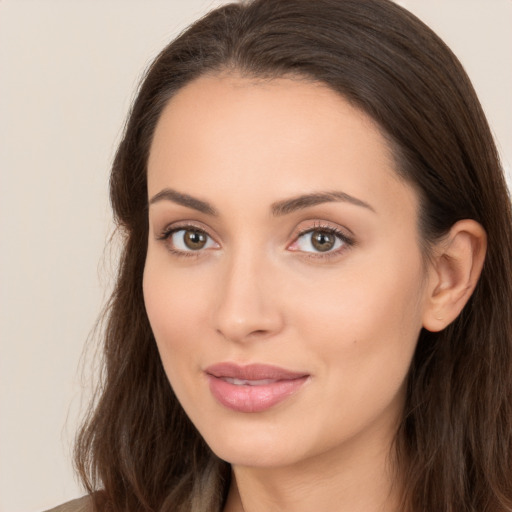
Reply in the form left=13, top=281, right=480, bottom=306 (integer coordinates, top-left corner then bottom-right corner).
left=1, top=1, right=510, bottom=511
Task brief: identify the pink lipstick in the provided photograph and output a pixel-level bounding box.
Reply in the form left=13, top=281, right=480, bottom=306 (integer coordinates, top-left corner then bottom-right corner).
left=205, top=363, right=309, bottom=413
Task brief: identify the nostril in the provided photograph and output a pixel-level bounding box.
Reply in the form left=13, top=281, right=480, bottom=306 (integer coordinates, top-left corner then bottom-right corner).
left=251, top=329, right=269, bottom=336
left=216, top=327, right=273, bottom=343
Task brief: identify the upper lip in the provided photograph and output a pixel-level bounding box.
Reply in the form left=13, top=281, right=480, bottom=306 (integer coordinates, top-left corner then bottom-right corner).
left=205, top=362, right=308, bottom=381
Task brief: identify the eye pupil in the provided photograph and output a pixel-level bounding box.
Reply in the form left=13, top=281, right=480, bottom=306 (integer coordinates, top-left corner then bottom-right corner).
left=311, top=230, right=335, bottom=252
left=184, top=230, right=207, bottom=250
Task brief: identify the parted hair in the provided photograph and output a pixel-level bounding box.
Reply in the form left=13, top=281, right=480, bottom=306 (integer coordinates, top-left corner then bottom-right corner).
left=75, top=1, right=512, bottom=511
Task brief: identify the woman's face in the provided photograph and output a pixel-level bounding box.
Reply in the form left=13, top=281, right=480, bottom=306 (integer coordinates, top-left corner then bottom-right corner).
left=144, top=74, right=433, bottom=469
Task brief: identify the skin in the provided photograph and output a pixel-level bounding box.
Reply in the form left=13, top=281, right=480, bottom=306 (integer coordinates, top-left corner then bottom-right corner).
left=143, top=74, right=485, bottom=512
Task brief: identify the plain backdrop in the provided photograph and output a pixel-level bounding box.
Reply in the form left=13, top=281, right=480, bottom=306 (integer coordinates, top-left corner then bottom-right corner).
left=0, top=1, right=510, bottom=511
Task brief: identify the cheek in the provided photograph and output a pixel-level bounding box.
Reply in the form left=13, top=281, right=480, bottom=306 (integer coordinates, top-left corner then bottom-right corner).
left=292, top=247, right=426, bottom=387
left=302, top=272, right=421, bottom=331
left=289, top=258, right=425, bottom=435
left=142, top=255, right=210, bottom=373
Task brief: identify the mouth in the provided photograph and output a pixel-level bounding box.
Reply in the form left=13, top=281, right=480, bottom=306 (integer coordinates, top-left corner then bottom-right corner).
left=205, top=363, right=310, bottom=413
left=222, top=378, right=279, bottom=386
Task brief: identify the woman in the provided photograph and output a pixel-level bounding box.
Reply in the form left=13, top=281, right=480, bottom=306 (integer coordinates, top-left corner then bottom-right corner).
left=52, top=0, right=512, bottom=511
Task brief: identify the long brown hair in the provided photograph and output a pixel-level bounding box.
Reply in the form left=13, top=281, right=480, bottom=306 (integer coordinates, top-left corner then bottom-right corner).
left=75, top=1, right=512, bottom=511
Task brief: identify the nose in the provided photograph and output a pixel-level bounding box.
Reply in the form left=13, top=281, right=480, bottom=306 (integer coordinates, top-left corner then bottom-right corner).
left=212, top=250, right=284, bottom=344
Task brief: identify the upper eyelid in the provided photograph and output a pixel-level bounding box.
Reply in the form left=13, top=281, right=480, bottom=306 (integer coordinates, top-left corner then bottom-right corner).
left=292, top=226, right=353, bottom=245
left=157, top=220, right=215, bottom=238
left=291, top=220, right=354, bottom=239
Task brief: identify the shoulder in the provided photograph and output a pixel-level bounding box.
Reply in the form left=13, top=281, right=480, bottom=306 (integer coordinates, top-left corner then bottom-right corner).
left=44, top=495, right=93, bottom=512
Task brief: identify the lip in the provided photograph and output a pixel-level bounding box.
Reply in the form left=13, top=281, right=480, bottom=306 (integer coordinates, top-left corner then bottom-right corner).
left=205, top=363, right=310, bottom=413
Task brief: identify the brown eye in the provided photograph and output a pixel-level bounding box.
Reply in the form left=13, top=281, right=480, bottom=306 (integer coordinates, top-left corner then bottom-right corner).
left=183, top=229, right=207, bottom=250
left=167, top=228, right=217, bottom=252
left=311, top=230, right=336, bottom=252
left=290, top=227, right=347, bottom=255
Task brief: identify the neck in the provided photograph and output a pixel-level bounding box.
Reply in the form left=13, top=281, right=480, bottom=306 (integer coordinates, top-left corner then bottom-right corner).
left=223, top=427, right=402, bottom=512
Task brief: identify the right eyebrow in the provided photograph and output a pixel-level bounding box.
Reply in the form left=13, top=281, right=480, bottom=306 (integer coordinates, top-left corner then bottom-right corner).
left=148, top=188, right=218, bottom=216
left=271, top=190, right=376, bottom=216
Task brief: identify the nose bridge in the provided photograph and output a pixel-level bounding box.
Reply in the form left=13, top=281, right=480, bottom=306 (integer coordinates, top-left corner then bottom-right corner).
left=213, top=240, right=283, bottom=343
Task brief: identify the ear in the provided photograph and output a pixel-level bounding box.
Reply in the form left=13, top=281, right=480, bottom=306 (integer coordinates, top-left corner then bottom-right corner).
left=422, top=219, right=487, bottom=332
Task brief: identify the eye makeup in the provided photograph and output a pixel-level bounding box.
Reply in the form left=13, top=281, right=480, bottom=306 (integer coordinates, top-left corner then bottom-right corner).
left=155, top=218, right=355, bottom=262
left=156, top=221, right=219, bottom=259
left=287, top=221, right=355, bottom=261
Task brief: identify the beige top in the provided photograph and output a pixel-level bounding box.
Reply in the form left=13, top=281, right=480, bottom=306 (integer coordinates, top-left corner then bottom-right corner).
left=44, top=496, right=92, bottom=512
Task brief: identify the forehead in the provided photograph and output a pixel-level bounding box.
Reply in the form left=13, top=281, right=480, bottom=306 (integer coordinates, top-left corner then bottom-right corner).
left=147, top=73, right=417, bottom=221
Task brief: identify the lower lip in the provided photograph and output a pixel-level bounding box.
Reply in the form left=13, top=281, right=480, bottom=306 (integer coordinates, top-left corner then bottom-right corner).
left=207, top=375, right=308, bottom=413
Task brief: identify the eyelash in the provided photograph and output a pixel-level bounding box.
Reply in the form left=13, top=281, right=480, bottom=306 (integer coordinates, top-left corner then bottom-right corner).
left=157, top=222, right=214, bottom=259
left=291, top=223, right=355, bottom=260
left=156, top=222, right=354, bottom=260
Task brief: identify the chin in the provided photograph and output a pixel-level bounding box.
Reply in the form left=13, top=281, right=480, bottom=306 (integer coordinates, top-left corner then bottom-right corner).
left=198, top=416, right=334, bottom=471
left=212, top=442, right=302, bottom=469
left=195, top=419, right=302, bottom=468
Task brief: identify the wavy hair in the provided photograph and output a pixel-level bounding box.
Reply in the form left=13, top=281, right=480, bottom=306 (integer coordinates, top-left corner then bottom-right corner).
left=75, top=1, right=512, bottom=511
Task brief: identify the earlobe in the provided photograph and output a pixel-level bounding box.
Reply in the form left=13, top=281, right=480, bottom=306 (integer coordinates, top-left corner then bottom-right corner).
left=422, top=220, right=487, bottom=332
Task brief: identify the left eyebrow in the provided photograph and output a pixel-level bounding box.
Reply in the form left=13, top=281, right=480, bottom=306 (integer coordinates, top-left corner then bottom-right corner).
left=271, top=191, right=376, bottom=216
